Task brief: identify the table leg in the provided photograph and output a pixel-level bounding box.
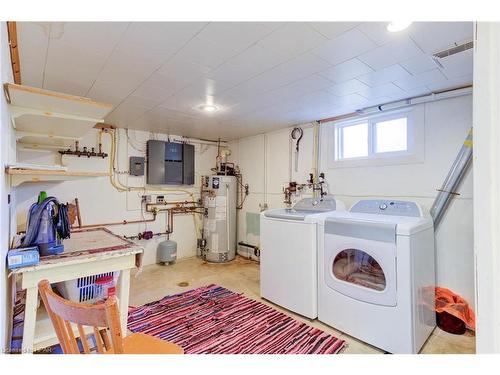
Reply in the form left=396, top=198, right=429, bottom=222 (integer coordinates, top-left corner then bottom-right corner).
left=117, top=269, right=131, bottom=336
left=21, top=287, right=38, bottom=354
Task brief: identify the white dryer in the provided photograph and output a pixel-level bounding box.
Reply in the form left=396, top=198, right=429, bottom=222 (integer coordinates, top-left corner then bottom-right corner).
left=317, top=200, right=436, bottom=353
left=260, top=196, right=345, bottom=319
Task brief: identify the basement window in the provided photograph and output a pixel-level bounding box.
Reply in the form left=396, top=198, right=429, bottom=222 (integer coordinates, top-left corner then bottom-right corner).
left=329, top=109, right=422, bottom=168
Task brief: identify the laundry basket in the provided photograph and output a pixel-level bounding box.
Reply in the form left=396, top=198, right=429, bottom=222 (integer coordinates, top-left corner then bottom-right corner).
left=55, top=272, right=119, bottom=304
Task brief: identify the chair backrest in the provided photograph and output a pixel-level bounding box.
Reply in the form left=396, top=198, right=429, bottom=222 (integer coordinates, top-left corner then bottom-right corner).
left=38, top=279, right=124, bottom=354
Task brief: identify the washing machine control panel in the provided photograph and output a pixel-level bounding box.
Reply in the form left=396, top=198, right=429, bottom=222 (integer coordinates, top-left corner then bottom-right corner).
left=350, top=200, right=421, bottom=217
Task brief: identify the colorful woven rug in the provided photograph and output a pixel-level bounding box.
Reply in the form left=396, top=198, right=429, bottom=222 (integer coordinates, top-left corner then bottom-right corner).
left=127, top=284, right=345, bottom=354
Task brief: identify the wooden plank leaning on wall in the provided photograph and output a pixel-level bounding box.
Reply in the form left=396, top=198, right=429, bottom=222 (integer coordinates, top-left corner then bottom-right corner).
left=7, top=21, right=21, bottom=84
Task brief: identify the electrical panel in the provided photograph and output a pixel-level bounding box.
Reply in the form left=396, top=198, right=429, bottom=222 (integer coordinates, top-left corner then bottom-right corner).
left=129, top=156, right=145, bottom=176
left=147, top=140, right=195, bottom=185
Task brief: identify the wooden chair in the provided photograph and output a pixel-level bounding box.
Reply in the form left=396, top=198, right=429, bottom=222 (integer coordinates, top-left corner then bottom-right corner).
left=38, top=279, right=183, bottom=354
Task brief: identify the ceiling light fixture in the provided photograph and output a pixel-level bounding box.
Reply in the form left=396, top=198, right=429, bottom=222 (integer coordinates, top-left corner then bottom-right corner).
left=199, top=104, right=218, bottom=113
left=387, top=21, right=413, bottom=33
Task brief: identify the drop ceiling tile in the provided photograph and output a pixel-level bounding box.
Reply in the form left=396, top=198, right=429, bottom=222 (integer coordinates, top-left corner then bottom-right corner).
left=231, top=75, right=333, bottom=115
left=130, top=83, right=174, bottom=103
left=122, top=95, right=163, bottom=109
left=332, top=93, right=369, bottom=109
left=308, top=22, right=360, bottom=39
left=328, top=93, right=368, bottom=109
left=95, top=49, right=163, bottom=86
left=327, top=79, right=370, bottom=96
left=115, top=22, right=206, bottom=62
left=207, top=44, right=290, bottom=88
left=400, top=54, right=438, bottom=75
left=394, top=69, right=447, bottom=91
left=402, top=86, right=433, bottom=98
left=17, top=22, right=50, bottom=62
left=198, top=22, right=282, bottom=54
left=358, top=36, right=422, bottom=70
left=356, top=82, right=406, bottom=100
left=280, top=74, right=335, bottom=95
left=16, top=22, right=50, bottom=87
left=357, top=64, right=412, bottom=87
left=299, top=90, right=337, bottom=106
left=105, top=103, right=151, bottom=125
left=157, top=56, right=212, bottom=79
left=43, top=73, right=93, bottom=97
left=409, top=22, right=473, bottom=54
left=184, top=78, right=234, bottom=98
left=426, top=74, right=473, bottom=92
left=140, top=67, right=211, bottom=100
left=318, top=58, right=374, bottom=83
left=44, top=39, right=112, bottom=94
left=357, top=22, right=412, bottom=46
left=87, top=77, right=143, bottom=106
left=312, top=29, right=377, bottom=66
left=258, top=23, right=328, bottom=60
left=17, top=61, right=45, bottom=89
left=146, top=106, right=200, bottom=122
left=48, top=22, right=129, bottom=55
left=15, top=21, right=475, bottom=141
left=175, top=33, right=244, bottom=69
left=438, top=49, right=473, bottom=79
left=227, top=53, right=331, bottom=98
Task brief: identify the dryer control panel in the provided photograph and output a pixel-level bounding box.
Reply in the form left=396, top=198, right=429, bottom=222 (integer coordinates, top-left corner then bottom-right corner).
left=350, top=200, right=421, bottom=217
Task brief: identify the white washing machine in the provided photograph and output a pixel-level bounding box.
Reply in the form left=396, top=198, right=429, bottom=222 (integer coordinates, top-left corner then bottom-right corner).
left=260, top=196, right=345, bottom=319
left=317, top=200, right=436, bottom=353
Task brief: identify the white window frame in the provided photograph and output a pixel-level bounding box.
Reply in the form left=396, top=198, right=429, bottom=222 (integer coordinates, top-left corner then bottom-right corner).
left=326, top=108, right=425, bottom=169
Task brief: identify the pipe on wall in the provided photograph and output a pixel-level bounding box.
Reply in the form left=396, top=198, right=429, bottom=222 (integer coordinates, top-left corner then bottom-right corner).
left=318, top=85, right=473, bottom=124
left=75, top=212, right=158, bottom=229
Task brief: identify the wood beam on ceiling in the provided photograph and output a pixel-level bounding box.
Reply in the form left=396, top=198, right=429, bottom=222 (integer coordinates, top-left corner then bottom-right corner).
left=7, top=21, right=21, bottom=84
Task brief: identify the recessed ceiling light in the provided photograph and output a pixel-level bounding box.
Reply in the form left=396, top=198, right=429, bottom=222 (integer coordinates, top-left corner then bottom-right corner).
left=199, top=104, right=218, bottom=113
left=387, top=21, right=412, bottom=33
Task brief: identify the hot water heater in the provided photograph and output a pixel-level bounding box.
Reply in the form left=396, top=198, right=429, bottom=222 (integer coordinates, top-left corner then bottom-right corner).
left=200, top=175, right=237, bottom=263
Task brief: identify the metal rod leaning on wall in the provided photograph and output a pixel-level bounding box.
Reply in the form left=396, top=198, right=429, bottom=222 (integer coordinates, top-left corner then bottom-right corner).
left=430, top=127, right=473, bottom=228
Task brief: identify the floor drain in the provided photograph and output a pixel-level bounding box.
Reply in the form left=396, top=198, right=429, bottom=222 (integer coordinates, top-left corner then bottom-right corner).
left=178, top=281, right=189, bottom=287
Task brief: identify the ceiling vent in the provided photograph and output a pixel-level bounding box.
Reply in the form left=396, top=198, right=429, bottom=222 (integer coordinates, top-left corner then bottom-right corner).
left=433, top=40, right=474, bottom=59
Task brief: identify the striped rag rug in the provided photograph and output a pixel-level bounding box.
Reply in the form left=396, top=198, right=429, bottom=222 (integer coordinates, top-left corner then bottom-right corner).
left=127, top=284, right=345, bottom=354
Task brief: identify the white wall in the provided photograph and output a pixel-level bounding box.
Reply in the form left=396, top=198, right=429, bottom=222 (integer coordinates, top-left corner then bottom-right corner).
left=230, top=94, right=475, bottom=307
left=1, top=22, right=16, bottom=351
left=15, top=129, right=219, bottom=266
left=473, top=22, right=500, bottom=353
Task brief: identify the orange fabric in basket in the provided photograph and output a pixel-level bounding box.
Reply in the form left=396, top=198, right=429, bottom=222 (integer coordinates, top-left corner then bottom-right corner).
left=435, top=287, right=475, bottom=330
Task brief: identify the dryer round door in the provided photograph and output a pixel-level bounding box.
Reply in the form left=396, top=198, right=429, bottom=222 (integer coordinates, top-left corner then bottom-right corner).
left=323, top=219, right=397, bottom=307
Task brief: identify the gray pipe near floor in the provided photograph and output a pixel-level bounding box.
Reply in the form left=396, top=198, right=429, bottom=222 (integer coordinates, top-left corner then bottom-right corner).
left=430, top=127, right=473, bottom=229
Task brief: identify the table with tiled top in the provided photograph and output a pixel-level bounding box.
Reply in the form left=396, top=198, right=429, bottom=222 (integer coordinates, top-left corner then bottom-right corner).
left=9, top=228, right=143, bottom=354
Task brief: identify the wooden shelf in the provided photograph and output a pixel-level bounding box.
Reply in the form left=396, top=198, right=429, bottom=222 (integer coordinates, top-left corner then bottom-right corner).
left=4, top=83, right=113, bottom=149
left=6, top=167, right=110, bottom=187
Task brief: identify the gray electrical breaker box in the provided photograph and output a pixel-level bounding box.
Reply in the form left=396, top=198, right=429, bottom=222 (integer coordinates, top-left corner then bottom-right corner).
left=129, top=156, right=145, bottom=176
left=147, top=140, right=195, bottom=185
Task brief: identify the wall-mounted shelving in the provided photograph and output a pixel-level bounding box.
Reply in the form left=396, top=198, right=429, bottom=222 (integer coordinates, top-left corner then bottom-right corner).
left=6, top=167, right=110, bottom=188
left=4, top=83, right=113, bottom=149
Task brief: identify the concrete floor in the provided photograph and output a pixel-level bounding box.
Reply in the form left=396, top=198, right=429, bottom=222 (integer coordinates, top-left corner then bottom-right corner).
left=130, top=256, right=476, bottom=354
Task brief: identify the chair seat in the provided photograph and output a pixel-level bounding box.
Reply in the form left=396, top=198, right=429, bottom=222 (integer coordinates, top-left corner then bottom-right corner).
left=106, top=333, right=184, bottom=354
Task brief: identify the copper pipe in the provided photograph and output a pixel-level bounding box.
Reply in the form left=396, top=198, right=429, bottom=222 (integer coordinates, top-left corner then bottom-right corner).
left=75, top=212, right=157, bottom=229
left=145, top=200, right=197, bottom=211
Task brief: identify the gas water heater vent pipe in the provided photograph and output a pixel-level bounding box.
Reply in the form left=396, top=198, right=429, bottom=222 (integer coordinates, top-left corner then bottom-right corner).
left=430, top=127, right=473, bottom=229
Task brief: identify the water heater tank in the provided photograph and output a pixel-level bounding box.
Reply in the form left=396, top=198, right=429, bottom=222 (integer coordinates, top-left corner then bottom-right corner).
left=201, top=175, right=237, bottom=263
